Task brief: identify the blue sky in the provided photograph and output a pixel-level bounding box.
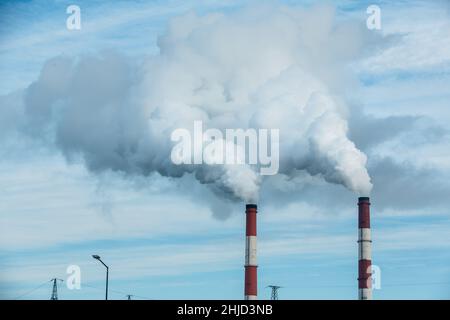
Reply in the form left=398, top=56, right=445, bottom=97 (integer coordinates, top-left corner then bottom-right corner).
left=1, top=0, right=450, bottom=300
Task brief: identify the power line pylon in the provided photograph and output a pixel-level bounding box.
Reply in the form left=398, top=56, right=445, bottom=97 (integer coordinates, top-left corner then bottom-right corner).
left=50, top=278, right=64, bottom=300
left=267, top=285, right=282, bottom=300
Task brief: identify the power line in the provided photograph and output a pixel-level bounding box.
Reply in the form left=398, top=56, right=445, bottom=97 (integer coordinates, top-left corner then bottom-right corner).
left=82, top=283, right=154, bottom=300
left=13, top=279, right=153, bottom=300
left=13, top=280, right=52, bottom=300
left=15, top=278, right=449, bottom=300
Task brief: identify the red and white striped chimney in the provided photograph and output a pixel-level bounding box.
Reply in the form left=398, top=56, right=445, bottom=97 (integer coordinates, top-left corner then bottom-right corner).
left=358, top=197, right=372, bottom=300
left=244, top=204, right=257, bottom=300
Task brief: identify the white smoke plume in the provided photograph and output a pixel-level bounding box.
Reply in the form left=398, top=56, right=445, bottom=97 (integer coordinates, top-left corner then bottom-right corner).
left=21, top=4, right=374, bottom=202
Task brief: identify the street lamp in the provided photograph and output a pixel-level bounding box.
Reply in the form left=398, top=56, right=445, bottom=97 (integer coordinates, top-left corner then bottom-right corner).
left=92, top=255, right=109, bottom=300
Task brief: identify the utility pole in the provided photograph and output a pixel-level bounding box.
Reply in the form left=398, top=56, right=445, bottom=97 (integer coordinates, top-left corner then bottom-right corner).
left=50, top=278, right=63, bottom=300
left=267, top=285, right=282, bottom=300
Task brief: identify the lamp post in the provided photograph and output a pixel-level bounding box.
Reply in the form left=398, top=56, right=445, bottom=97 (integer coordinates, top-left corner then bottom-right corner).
left=92, top=255, right=109, bottom=300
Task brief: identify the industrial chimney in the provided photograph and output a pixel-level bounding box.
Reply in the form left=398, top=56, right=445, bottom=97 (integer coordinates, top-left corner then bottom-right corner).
left=358, top=197, right=372, bottom=300
left=244, top=204, right=258, bottom=300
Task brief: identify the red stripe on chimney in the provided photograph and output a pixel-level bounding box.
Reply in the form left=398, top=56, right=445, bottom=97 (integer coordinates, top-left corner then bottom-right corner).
left=358, top=259, right=372, bottom=289
left=244, top=266, right=257, bottom=296
left=246, top=207, right=257, bottom=236
left=358, top=197, right=370, bottom=228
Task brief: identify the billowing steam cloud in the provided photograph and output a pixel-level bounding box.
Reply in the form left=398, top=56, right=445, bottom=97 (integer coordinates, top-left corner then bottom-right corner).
left=21, top=5, right=374, bottom=202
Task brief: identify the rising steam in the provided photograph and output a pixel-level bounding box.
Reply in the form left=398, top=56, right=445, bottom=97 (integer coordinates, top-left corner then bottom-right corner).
left=21, top=5, right=373, bottom=202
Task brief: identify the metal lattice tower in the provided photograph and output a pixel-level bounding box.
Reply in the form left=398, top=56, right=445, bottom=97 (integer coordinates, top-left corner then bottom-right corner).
left=267, top=285, right=282, bottom=300
left=50, top=278, right=63, bottom=300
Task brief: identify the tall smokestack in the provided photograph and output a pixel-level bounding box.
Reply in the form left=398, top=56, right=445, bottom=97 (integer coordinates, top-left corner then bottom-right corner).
left=358, top=197, right=372, bottom=300
left=244, top=204, right=258, bottom=300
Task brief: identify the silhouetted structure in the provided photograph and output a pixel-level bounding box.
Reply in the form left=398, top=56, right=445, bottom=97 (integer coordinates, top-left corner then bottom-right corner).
left=50, top=278, right=63, bottom=300
left=267, top=285, right=282, bottom=300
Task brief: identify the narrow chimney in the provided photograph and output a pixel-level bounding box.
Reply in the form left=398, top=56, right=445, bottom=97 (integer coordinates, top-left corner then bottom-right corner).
left=244, top=204, right=258, bottom=300
left=358, top=197, right=372, bottom=300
